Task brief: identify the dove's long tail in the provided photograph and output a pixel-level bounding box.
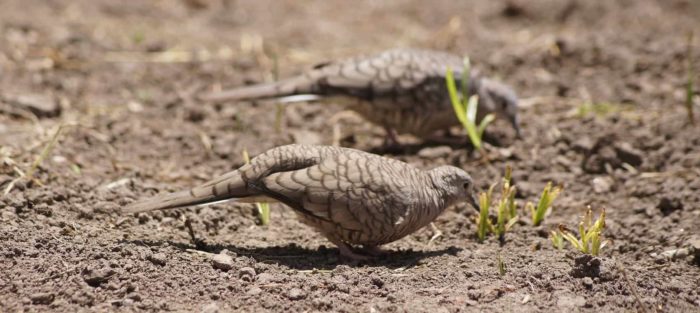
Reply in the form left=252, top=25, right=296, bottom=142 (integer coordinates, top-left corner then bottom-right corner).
left=198, top=74, right=321, bottom=103
left=122, top=170, right=262, bottom=214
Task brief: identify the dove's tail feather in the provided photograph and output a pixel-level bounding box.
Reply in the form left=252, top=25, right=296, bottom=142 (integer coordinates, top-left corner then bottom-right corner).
left=122, top=170, right=252, bottom=214
left=198, top=74, right=320, bottom=102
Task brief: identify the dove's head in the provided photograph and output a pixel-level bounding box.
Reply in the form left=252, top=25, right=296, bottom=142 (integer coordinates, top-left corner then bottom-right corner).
left=476, top=78, right=522, bottom=138
left=429, top=166, right=480, bottom=212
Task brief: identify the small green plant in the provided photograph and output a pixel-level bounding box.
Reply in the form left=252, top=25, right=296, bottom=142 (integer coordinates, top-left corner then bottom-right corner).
left=558, top=208, right=608, bottom=256
left=686, top=31, right=696, bottom=125
left=497, top=254, right=507, bottom=276
left=550, top=230, right=564, bottom=250
left=242, top=149, right=270, bottom=225
left=445, top=57, right=495, bottom=151
left=528, top=182, right=563, bottom=226
left=475, top=166, right=519, bottom=242
left=491, top=166, right=519, bottom=240
left=575, top=101, right=624, bottom=118
left=476, top=186, right=493, bottom=243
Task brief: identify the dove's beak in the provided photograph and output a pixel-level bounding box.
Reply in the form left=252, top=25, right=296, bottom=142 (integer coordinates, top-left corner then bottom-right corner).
left=468, top=192, right=481, bottom=213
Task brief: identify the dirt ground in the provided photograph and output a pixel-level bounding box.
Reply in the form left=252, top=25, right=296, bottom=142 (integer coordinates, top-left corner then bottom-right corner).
left=1, top=0, right=699, bottom=312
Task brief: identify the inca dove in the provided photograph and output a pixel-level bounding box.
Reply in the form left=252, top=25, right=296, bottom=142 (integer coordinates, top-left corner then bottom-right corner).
left=124, top=144, right=479, bottom=260
left=199, top=48, right=521, bottom=142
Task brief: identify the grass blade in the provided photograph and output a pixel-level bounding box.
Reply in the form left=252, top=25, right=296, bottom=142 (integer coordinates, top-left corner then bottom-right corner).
left=477, top=188, right=492, bottom=242
left=446, top=68, right=467, bottom=125
left=242, top=148, right=271, bottom=225
left=465, top=95, right=482, bottom=150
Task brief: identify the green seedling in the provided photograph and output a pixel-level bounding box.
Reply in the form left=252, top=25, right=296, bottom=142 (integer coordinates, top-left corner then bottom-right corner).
left=497, top=254, right=507, bottom=276
left=475, top=166, right=519, bottom=242
left=476, top=185, right=493, bottom=243
left=242, top=149, right=270, bottom=225
left=558, top=208, right=608, bottom=256
left=491, top=166, right=519, bottom=240
left=686, top=31, right=696, bottom=125
left=529, top=182, right=563, bottom=226
left=550, top=230, right=564, bottom=250
left=445, top=57, right=495, bottom=151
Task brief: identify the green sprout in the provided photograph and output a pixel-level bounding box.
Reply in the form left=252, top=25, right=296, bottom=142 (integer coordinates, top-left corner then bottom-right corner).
left=575, top=102, right=623, bottom=118
left=497, top=254, right=507, bottom=276
left=686, top=31, right=696, bottom=125
left=558, top=208, right=608, bottom=256
left=475, top=166, right=519, bottom=242
left=550, top=230, right=564, bottom=250
left=528, top=182, right=563, bottom=226
left=445, top=57, right=495, bottom=151
left=476, top=185, right=493, bottom=243
left=491, top=166, right=519, bottom=240
left=242, top=149, right=270, bottom=225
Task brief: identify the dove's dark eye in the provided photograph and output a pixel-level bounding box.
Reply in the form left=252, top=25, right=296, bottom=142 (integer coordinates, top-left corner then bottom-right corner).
left=463, top=182, right=470, bottom=189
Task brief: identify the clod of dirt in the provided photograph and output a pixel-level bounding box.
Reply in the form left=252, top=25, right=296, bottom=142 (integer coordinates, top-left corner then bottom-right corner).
left=581, top=277, right=594, bottom=289
left=657, top=196, right=683, bottom=216
left=689, top=238, right=700, bottom=265
left=581, top=137, right=644, bottom=173
left=256, top=272, right=276, bottom=284
left=556, top=294, right=586, bottom=309
left=569, top=254, right=614, bottom=280
left=211, top=253, right=234, bottom=271
left=147, top=252, right=167, bottom=266
left=76, top=204, right=94, bottom=219
left=653, top=248, right=690, bottom=261
left=33, top=203, right=52, bottom=217
left=286, top=288, right=306, bottom=300
left=572, top=136, right=595, bottom=153
left=582, top=146, right=618, bottom=174
left=2, top=93, right=61, bottom=118
left=613, top=142, right=643, bottom=167
left=81, top=267, right=115, bottom=287
left=30, top=292, right=54, bottom=305
left=591, top=176, right=613, bottom=193
left=312, top=297, right=334, bottom=310
left=502, top=0, right=526, bottom=17
left=185, top=107, right=207, bottom=123
left=370, top=275, right=385, bottom=288
left=238, top=267, right=256, bottom=282
left=246, top=287, right=263, bottom=296
left=111, top=298, right=135, bottom=308
left=201, top=301, right=220, bottom=313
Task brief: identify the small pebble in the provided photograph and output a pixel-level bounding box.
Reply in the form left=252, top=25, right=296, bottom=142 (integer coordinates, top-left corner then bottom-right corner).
left=582, top=277, right=594, bottom=289
left=591, top=176, right=613, bottom=193
left=238, top=267, right=256, bottom=282
left=659, top=248, right=689, bottom=260
left=256, top=272, right=275, bottom=284
left=246, top=287, right=262, bottom=296
left=147, top=253, right=167, bottom=266
left=202, top=302, right=220, bottom=313
left=286, top=288, right=306, bottom=300
left=30, top=292, right=55, bottom=305
left=82, top=267, right=115, bottom=287
left=211, top=253, right=234, bottom=271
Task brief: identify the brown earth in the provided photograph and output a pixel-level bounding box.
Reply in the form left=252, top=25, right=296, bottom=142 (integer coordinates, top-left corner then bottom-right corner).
left=1, top=0, right=700, bottom=312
